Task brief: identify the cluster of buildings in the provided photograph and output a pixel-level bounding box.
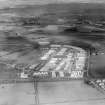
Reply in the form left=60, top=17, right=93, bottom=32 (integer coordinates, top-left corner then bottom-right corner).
left=32, top=44, right=87, bottom=79
left=1, top=44, right=88, bottom=80
left=89, top=79, right=105, bottom=92
left=6, top=44, right=87, bottom=80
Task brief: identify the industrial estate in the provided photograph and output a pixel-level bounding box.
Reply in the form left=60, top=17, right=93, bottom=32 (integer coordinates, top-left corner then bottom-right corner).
left=9, top=44, right=88, bottom=81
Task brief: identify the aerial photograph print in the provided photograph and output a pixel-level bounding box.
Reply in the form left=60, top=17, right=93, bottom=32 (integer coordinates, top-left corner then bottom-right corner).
left=0, top=0, right=105, bottom=105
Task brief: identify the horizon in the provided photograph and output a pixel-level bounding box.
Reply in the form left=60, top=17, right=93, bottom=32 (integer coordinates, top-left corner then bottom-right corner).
left=0, top=0, right=105, bottom=9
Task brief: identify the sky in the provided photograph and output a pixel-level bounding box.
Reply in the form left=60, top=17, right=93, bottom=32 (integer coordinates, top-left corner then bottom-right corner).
left=0, top=0, right=105, bottom=8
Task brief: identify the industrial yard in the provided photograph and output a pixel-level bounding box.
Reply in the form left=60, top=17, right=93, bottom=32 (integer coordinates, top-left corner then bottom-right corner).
left=33, top=44, right=87, bottom=79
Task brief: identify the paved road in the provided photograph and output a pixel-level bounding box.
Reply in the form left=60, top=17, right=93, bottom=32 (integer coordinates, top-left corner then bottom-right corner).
left=0, top=80, right=105, bottom=105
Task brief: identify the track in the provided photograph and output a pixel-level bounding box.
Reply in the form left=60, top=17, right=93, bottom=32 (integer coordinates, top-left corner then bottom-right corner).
left=34, top=80, right=39, bottom=105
